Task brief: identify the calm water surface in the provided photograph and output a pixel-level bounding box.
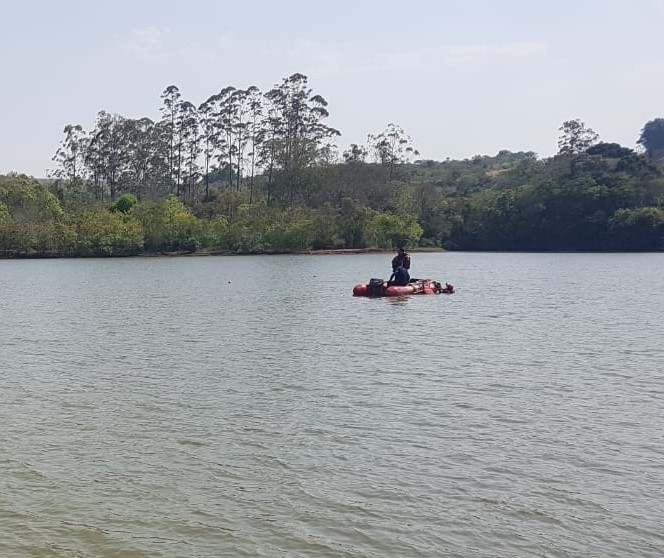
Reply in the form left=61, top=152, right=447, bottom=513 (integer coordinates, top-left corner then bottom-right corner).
left=1, top=252, right=663, bottom=557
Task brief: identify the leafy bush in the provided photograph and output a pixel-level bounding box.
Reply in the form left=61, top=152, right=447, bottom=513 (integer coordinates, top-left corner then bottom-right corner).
left=111, top=193, right=138, bottom=214
left=366, top=212, right=423, bottom=249
left=72, top=209, right=144, bottom=256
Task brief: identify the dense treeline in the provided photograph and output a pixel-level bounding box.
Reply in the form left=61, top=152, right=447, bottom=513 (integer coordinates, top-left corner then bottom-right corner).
left=2, top=74, right=664, bottom=256
left=0, top=173, right=425, bottom=256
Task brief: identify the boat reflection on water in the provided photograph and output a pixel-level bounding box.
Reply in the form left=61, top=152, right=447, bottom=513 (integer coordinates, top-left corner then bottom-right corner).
left=386, top=296, right=410, bottom=307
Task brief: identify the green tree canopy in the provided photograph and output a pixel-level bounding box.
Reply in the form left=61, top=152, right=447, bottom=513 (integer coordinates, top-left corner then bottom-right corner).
left=637, top=118, right=664, bottom=160
left=557, top=119, right=599, bottom=155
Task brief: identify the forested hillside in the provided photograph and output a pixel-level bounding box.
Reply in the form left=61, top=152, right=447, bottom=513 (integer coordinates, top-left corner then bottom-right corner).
left=1, top=74, right=663, bottom=257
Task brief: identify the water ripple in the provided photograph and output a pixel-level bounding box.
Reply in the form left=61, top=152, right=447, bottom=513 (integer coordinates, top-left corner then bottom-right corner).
left=1, top=253, right=663, bottom=556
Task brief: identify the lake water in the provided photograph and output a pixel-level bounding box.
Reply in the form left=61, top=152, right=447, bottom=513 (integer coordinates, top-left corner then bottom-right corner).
left=1, top=252, right=663, bottom=557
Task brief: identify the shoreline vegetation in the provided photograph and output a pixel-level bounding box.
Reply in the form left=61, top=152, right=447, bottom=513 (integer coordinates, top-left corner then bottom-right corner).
left=2, top=73, right=664, bottom=257
left=0, top=246, right=444, bottom=260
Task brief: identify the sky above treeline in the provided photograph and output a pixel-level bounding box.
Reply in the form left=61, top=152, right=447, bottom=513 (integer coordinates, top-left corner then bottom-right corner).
left=2, top=0, right=663, bottom=177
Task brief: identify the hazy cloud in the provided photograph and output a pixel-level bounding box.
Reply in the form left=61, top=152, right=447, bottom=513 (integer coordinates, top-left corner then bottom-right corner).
left=287, top=40, right=548, bottom=77
left=651, top=0, right=664, bottom=16
left=377, top=41, right=548, bottom=71
left=116, top=26, right=171, bottom=55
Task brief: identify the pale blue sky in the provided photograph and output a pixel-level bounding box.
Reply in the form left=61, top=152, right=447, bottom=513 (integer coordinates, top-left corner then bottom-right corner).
left=2, top=0, right=663, bottom=176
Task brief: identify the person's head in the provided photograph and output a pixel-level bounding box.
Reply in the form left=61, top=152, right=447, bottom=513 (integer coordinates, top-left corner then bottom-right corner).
left=398, top=247, right=405, bottom=255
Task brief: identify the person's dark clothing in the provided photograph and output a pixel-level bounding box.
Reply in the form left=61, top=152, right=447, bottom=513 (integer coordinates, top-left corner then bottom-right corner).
left=389, top=266, right=410, bottom=286
left=391, top=252, right=411, bottom=271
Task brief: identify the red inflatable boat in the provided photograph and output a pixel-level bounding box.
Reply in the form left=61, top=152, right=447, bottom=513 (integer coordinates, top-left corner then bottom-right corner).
left=353, top=278, right=454, bottom=297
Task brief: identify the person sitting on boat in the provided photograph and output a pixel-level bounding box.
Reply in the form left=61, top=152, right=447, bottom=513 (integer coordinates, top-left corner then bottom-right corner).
left=388, top=265, right=410, bottom=286
left=391, top=247, right=411, bottom=272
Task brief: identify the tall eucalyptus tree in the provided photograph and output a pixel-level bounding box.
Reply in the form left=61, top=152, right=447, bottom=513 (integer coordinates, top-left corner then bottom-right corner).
left=179, top=101, right=200, bottom=201
left=88, top=111, right=131, bottom=200
left=245, top=86, right=263, bottom=204
left=160, top=85, right=181, bottom=192
left=122, top=117, right=170, bottom=199
left=264, top=73, right=340, bottom=206
left=52, top=124, right=88, bottom=183
left=230, top=88, right=251, bottom=191
left=122, top=117, right=153, bottom=197
left=258, top=102, right=282, bottom=206
left=198, top=96, right=217, bottom=200
left=368, top=123, right=419, bottom=182
left=214, top=86, right=237, bottom=188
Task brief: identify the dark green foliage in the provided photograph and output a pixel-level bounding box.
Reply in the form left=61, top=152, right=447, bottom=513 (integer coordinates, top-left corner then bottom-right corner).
left=111, top=193, right=138, bottom=214
left=558, top=119, right=599, bottom=155
left=5, top=131, right=664, bottom=256
left=70, top=209, right=144, bottom=256
left=638, top=118, right=664, bottom=160
left=586, top=142, right=635, bottom=159
left=9, top=97, right=663, bottom=255
left=444, top=154, right=663, bottom=251
left=609, top=207, right=664, bottom=251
